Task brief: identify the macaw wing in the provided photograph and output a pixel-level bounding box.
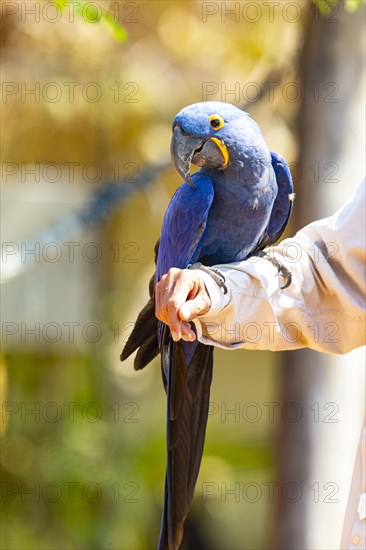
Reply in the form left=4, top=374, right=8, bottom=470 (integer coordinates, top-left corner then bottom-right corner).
left=157, top=173, right=215, bottom=550
left=120, top=172, right=214, bottom=372
left=157, top=171, right=214, bottom=375
left=156, top=173, right=215, bottom=280
left=120, top=240, right=160, bottom=370
left=260, top=151, right=295, bottom=249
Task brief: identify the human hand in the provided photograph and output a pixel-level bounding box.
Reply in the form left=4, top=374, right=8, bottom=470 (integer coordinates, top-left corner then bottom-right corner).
left=155, top=268, right=211, bottom=342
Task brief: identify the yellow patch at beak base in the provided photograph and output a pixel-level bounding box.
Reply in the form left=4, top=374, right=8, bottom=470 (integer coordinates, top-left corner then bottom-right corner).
left=209, top=137, right=229, bottom=168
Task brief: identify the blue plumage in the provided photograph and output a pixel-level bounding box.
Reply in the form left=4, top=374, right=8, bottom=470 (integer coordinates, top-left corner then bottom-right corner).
left=122, top=102, right=294, bottom=550
left=160, top=102, right=288, bottom=271
left=157, top=103, right=293, bottom=364
left=156, top=174, right=214, bottom=279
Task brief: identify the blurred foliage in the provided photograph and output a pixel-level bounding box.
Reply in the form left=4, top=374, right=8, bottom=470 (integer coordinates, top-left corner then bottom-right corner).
left=345, top=0, right=365, bottom=10
left=1, top=1, right=310, bottom=548
left=54, top=0, right=128, bottom=42
left=313, top=0, right=364, bottom=13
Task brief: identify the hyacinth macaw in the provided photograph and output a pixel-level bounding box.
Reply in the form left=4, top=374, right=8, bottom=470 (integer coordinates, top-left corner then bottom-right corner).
left=121, top=101, right=294, bottom=550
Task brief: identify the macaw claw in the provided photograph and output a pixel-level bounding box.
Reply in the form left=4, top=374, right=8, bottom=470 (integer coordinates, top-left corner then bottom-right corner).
left=258, top=252, right=292, bottom=289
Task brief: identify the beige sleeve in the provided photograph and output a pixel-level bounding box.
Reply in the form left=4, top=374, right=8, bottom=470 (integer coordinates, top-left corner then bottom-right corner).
left=193, top=181, right=366, bottom=354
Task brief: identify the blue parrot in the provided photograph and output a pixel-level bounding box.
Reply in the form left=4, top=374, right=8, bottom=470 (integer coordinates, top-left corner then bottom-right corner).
left=121, top=102, right=294, bottom=550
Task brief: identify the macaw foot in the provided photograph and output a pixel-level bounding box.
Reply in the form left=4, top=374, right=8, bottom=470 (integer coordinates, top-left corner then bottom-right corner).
left=187, top=262, right=228, bottom=294
left=257, top=251, right=292, bottom=289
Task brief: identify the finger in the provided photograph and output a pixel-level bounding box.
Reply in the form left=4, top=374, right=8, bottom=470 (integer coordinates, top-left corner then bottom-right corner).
left=166, top=299, right=185, bottom=341
left=154, top=274, right=167, bottom=318
left=163, top=273, right=197, bottom=340
left=172, top=272, right=199, bottom=302
left=180, top=321, right=197, bottom=342
left=155, top=269, right=180, bottom=323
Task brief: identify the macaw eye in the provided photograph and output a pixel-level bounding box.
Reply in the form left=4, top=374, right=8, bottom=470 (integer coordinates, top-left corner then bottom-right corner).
left=209, top=114, right=224, bottom=130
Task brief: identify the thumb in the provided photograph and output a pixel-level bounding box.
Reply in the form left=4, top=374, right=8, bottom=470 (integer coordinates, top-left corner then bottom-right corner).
left=179, top=296, right=209, bottom=321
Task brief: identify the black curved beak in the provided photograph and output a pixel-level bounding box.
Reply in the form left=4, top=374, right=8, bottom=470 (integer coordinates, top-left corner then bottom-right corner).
left=170, top=126, right=206, bottom=188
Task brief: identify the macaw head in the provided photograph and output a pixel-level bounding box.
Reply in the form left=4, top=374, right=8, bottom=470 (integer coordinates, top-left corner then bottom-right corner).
left=171, top=101, right=268, bottom=187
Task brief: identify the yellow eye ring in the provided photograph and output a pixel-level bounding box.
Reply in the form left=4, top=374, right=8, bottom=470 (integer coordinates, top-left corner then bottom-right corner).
left=209, top=114, right=224, bottom=131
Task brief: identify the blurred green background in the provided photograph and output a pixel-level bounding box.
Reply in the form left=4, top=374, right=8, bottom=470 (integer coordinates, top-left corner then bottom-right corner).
left=1, top=1, right=365, bottom=549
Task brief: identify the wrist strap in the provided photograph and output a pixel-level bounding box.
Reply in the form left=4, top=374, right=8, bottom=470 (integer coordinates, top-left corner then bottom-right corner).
left=187, top=262, right=228, bottom=294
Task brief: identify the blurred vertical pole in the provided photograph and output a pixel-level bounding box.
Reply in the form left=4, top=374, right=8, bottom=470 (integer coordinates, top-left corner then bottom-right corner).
left=273, top=2, right=365, bottom=549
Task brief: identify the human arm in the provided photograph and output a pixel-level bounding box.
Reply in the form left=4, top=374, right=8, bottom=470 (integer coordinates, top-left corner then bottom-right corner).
left=155, top=181, right=366, bottom=354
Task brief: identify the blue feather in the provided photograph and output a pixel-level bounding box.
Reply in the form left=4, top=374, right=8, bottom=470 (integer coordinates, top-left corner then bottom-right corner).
left=122, top=102, right=295, bottom=549
left=156, top=103, right=294, bottom=365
